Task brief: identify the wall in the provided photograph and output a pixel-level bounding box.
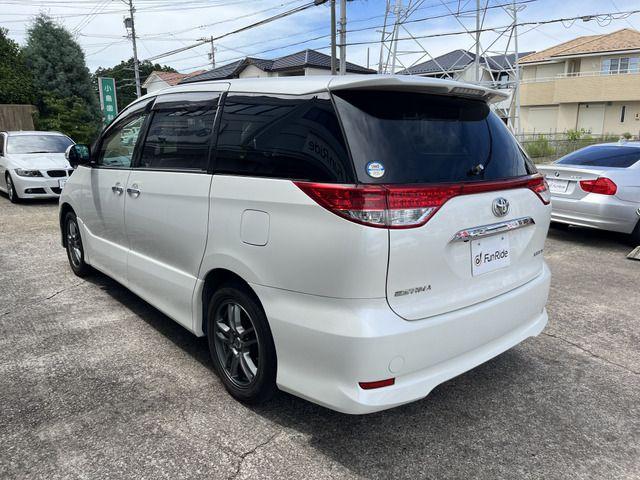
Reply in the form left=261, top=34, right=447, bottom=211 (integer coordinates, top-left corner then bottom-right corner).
left=144, top=77, right=169, bottom=94
left=579, top=56, right=601, bottom=74
left=520, top=105, right=558, bottom=133
left=238, top=65, right=271, bottom=78
left=603, top=101, right=640, bottom=136
left=533, top=62, right=566, bottom=80
left=0, top=105, right=35, bottom=131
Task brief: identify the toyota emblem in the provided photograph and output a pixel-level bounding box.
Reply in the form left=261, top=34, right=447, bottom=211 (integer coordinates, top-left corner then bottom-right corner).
left=492, top=197, right=510, bottom=217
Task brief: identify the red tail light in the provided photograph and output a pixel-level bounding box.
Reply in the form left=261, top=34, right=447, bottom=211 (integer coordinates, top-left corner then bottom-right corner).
left=295, top=174, right=550, bottom=229
left=579, top=177, right=617, bottom=195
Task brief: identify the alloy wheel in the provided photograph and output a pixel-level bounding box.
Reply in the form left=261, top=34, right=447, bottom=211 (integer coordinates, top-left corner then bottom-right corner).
left=66, top=219, right=83, bottom=268
left=6, top=175, right=15, bottom=201
left=213, top=301, right=260, bottom=388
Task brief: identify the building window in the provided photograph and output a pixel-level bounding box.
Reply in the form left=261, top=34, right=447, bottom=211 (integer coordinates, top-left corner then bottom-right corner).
left=602, top=57, right=640, bottom=75
left=621, top=105, right=626, bottom=123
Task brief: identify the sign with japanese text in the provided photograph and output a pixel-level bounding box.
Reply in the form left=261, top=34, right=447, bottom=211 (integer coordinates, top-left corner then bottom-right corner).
left=98, top=77, right=118, bottom=126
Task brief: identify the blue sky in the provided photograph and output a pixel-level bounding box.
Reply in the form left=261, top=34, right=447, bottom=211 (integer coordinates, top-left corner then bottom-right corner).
left=2, top=0, right=640, bottom=73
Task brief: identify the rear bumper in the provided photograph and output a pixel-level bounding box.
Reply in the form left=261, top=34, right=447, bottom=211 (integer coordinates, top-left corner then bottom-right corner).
left=252, top=262, right=551, bottom=414
left=550, top=194, right=639, bottom=234
left=11, top=174, right=65, bottom=198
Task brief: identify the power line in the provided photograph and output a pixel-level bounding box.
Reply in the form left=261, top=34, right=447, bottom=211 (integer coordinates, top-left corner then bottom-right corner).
left=144, top=1, right=321, bottom=62
left=176, top=6, right=640, bottom=71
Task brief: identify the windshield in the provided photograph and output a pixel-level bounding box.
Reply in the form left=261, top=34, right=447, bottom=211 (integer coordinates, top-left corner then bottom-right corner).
left=556, top=145, right=640, bottom=168
left=6, top=135, right=74, bottom=154
left=332, top=90, right=533, bottom=184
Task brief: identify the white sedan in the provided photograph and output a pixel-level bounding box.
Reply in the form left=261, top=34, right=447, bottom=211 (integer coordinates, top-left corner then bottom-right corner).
left=0, top=131, right=75, bottom=203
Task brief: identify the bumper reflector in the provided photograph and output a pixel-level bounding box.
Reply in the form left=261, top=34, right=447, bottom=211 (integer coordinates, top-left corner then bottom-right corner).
left=358, top=378, right=395, bottom=390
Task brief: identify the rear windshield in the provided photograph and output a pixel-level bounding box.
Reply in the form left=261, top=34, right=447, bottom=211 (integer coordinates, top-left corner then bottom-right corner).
left=332, top=91, right=532, bottom=184
left=556, top=145, right=640, bottom=168
left=6, top=134, right=73, bottom=154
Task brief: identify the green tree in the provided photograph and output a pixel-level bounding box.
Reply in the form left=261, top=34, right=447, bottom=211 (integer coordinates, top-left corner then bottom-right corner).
left=93, top=59, right=176, bottom=111
left=23, top=14, right=101, bottom=143
left=0, top=28, right=35, bottom=104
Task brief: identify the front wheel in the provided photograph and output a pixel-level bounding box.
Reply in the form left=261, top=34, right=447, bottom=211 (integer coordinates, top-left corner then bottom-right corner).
left=207, top=285, right=277, bottom=404
left=5, top=173, right=20, bottom=203
left=64, top=211, right=91, bottom=277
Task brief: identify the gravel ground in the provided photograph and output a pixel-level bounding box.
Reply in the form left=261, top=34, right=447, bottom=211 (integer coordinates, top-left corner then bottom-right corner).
left=0, top=197, right=638, bottom=480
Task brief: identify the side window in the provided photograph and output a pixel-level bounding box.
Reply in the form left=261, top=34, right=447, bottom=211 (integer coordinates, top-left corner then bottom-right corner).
left=215, top=94, right=353, bottom=183
left=138, top=99, right=218, bottom=171
left=98, top=114, right=147, bottom=167
left=0, top=135, right=4, bottom=156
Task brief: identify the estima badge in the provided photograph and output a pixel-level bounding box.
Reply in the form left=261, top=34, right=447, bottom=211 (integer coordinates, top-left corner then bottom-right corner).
left=366, top=161, right=385, bottom=178
left=492, top=197, right=509, bottom=217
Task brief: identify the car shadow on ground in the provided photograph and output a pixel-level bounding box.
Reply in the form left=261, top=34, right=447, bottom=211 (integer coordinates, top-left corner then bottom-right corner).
left=0, top=193, right=59, bottom=205
left=548, top=222, right=634, bottom=249
left=82, top=269, right=555, bottom=478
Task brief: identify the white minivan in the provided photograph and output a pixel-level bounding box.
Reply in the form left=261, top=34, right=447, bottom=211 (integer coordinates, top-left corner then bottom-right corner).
left=60, top=75, right=551, bottom=414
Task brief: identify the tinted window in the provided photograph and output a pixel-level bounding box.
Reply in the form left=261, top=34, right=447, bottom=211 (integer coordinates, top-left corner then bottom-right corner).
left=333, top=91, right=531, bottom=184
left=98, top=114, right=147, bottom=167
left=138, top=99, right=218, bottom=171
left=556, top=145, right=640, bottom=168
left=0, top=135, right=4, bottom=155
left=215, top=95, right=353, bottom=182
left=6, top=134, right=73, bottom=154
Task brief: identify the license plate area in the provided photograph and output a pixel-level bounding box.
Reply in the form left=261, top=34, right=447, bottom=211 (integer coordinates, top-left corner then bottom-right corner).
left=547, top=178, right=568, bottom=194
left=471, top=234, right=511, bottom=276
left=58, top=178, right=67, bottom=189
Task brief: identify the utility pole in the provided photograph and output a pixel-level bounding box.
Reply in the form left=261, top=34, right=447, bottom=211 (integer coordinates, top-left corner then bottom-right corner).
left=125, top=0, right=141, bottom=98
left=474, top=0, right=481, bottom=82
left=339, top=0, right=346, bottom=75
left=507, top=0, right=524, bottom=136
left=209, top=37, right=216, bottom=69
left=330, top=0, right=337, bottom=75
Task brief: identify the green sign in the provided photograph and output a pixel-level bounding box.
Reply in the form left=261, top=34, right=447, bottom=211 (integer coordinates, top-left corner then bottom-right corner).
left=98, top=77, right=118, bottom=126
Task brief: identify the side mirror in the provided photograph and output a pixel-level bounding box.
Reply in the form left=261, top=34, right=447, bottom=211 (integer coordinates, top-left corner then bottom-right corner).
left=66, top=144, right=91, bottom=167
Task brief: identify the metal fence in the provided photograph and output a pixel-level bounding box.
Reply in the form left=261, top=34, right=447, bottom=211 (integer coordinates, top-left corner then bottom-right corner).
left=516, top=133, right=625, bottom=164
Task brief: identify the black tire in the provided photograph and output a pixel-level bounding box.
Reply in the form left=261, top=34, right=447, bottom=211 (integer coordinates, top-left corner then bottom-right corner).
left=5, top=173, right=20, bottom=203
left=64, top=211, right=91, bottom=277
left=207, top=284, right=277, bottom=404
left=550, top=221, right=569, bottom=230
left=630, top=219, right=640, bottom=246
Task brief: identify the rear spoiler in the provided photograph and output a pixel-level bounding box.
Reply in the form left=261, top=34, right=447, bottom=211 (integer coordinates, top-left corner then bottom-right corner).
left=327, top=75, right=508, bottom=104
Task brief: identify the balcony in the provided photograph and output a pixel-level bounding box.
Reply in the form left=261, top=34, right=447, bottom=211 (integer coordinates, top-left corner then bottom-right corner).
left=520, top=71, right=640, bottom=105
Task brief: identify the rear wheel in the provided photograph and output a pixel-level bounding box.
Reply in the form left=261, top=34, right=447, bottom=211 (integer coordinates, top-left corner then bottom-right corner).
left=64, top=211, right=91, bottom=277
left=630, top=220, right=640, bottom=246
left=5, top=173, right=20, bottom=203
left=207, top=284, right=277, bottom=404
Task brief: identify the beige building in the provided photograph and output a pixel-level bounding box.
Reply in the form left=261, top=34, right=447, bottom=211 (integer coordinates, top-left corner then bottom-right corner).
left=519, top=29, right=640, bottom=136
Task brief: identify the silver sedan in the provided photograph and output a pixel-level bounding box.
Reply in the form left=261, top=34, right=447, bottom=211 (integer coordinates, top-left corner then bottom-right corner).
left=537, top=141, right=640, bottom=244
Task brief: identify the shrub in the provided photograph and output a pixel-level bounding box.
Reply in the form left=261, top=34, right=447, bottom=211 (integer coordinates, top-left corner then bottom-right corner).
left=525, top=136, right=555, bottom=158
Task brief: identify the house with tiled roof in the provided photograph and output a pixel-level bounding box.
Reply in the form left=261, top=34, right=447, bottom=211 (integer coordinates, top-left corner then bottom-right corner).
left=397, top=49, right=534, bottom=86
left=519, top=28, right=640, bottom=135
left=142, top=70, right=207, bottom=93
left=180, top=49, right=375, bottom=84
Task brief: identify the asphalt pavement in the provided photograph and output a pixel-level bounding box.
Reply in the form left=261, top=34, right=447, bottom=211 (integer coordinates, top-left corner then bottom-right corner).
left=0, top=197, right=638, bottom=479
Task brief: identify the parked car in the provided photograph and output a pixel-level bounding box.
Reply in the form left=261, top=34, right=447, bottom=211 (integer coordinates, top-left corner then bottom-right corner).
left=0, top=131, right=75, bottom=203
left=59, top=75, right=552, bottom=414
left=538, top=142, right=640, bottom=243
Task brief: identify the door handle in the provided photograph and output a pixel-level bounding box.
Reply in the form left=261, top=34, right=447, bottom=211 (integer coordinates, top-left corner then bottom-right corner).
left=127, top=183, right=141, bottom=198
left=111, top=183, right=124, bottom=195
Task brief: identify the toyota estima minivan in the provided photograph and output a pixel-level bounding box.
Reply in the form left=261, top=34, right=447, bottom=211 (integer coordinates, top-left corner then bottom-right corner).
left=60, top=75, right=551, bottom=414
